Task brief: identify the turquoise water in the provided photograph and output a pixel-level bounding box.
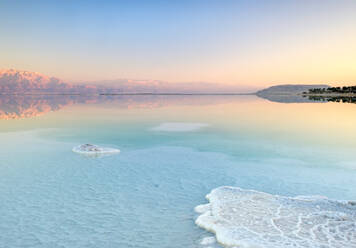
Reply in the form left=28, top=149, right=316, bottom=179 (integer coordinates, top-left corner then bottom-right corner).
left=0, top=95, right=355, bottom=248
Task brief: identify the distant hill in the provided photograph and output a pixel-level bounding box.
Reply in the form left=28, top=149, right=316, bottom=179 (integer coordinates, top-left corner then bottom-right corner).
left=256, top=84, right=330, bottom=96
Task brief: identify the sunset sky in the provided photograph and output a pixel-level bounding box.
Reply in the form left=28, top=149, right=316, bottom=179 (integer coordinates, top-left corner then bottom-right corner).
left=1, top=0, right=355, bottom=90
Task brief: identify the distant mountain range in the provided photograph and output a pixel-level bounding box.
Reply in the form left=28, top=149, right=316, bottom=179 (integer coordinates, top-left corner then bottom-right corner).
left=86, top=79, right=244, bottom=94
left=0, top=69, right=104, bottom=94
left=0, top=69, right=337, bottom=100
left=0, top=69, right=243, bottom=94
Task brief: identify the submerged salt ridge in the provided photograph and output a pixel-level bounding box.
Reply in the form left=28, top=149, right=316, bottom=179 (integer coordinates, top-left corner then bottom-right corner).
left=195, top=186, right=356, bottom=248
left=72, top=144, right=120, bottom=155
left=151, top=122, right=210, bottom=132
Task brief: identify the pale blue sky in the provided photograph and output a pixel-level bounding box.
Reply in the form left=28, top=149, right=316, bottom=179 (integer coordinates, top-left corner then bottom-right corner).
left=1, top=0, right=355, bottom=89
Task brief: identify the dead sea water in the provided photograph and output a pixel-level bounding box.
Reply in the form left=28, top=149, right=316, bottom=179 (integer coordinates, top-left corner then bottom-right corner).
left=0, top=95, right=355, bottom=248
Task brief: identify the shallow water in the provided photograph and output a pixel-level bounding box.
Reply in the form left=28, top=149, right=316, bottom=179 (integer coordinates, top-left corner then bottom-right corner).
left=0, top=95, right=355, bottom=248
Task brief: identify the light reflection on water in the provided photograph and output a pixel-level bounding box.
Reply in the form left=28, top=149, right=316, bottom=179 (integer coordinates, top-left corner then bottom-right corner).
left=0, top=95, right=355, bottom=248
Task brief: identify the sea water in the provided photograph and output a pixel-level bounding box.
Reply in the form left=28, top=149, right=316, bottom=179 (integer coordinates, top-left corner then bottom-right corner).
left=0, top=95, right=355, bottom=248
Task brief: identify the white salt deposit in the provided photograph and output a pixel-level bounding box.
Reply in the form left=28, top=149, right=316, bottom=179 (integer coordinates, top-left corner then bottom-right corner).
left=200, top=236, right=216, bottom=245
left=151, top=122, right=209, bottom=132
left=195, top=186, right=356, bottom=248
left=72, top=144, right=120, bottom=156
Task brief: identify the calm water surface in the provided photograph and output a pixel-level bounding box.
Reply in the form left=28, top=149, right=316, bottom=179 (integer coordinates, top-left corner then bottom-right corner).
left=0, top=95, right=355, bottom=248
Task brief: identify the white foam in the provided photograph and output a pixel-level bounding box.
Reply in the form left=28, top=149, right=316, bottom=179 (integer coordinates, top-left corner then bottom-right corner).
left=72, top=144, right=120, bottom=156
left=151, top=122, right=209, bottom=132
left=195, top=186, right=356, bottom=248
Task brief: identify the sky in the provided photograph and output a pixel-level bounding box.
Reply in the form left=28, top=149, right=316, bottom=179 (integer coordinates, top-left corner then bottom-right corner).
left=0, top=0, right=356, bottom=90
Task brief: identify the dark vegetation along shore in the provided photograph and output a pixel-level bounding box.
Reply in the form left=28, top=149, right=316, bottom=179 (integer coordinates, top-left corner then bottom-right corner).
left=256, top=84, right=356, bottom=104
left=304, top=86, right=356, bottom=95
left=303, top=86, right=356, bottom=104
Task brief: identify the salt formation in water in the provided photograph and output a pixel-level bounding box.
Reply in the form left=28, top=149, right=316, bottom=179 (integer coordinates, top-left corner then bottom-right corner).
left=195, top=186, right=356, bottom=248
left=151, top=122, right=209, bottom=132
left=72, top=144, right=120, bottom=155
left=200, top=236, right=217, bottom=246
